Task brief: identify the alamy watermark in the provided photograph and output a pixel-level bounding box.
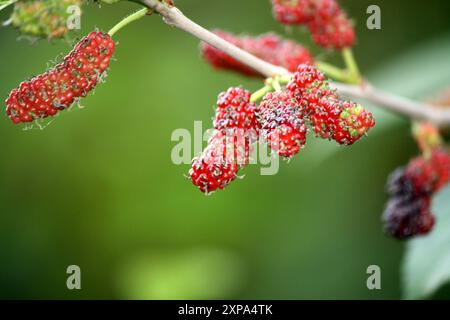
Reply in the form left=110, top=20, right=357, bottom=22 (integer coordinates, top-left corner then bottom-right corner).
left=171, top=121, right=281, bottom=175
left=366, top=265, right=381, bottom=290
left=66, top=265, right=81, bottom=290
left=366, top=5, right=381, bottom=30
left=66, top=5, right=82, bottom=31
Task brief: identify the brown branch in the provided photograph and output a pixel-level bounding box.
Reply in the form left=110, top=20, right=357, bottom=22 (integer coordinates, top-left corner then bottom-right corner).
left=139, top=0, right=450, bottom=128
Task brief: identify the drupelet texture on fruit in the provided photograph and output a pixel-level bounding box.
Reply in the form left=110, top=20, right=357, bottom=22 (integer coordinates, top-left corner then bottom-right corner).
left=189, top=130, right=240, bottom=194
left=258, top=91, right=308, bottom=158
left=287, top=64, right=375, bottom=145
left=271, top=0, right=355, bottom=49
left=5, top=31, right=115, bottom=124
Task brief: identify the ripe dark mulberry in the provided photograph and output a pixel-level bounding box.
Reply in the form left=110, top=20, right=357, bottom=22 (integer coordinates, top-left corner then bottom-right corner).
left=383, top=149, right=450, bottom=239
left=202, top=31, right=314, bottom=77
left=258, top=91, right=307, bottom=158
left=5, top=31, right=115, bottom=124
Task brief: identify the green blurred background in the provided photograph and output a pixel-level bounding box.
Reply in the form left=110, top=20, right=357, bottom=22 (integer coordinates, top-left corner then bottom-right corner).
left=0, top=0, right=450, bottom=299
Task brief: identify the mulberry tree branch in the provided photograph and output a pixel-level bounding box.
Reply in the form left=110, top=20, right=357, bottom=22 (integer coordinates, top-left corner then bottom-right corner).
left=138, top=0, right=450, bottom=128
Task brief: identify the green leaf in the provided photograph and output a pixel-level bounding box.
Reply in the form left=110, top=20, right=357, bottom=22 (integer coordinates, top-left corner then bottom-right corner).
left=0, top=0, right=17, bottom=12
left=402, top=184, right=450, bottom=299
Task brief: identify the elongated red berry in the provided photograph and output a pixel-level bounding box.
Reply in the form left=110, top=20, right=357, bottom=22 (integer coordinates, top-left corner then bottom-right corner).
left=201, top=31, right=313, bottom=77
left=189, top=130, right=239, bottom=194
left=258, top=91, right=307, bottom=158
left=5, top=31, right=115, bottom=124
left=201, top=31, right=259, bottom=77
left=214, top=87, right=260, bottom=167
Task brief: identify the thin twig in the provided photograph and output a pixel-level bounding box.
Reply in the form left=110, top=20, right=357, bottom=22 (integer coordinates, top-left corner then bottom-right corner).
left=139, top=0, right=450, bottom=127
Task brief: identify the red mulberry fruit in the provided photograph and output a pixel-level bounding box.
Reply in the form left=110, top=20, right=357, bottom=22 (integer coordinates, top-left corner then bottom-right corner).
left=258, top=91, right=307, bottom=158
left=271, top=0, right=313, bottom=25
left=288, top=64, right=375, bottom=145
left=190, top=87, right=261, bottom=193
left=271, top=0, right=355, bottom=50
left=201, top=31, right=259, bottom=77
left=5, top=31, right=115, bottom=124
left=430, top=148, right=450, bottom=191
left=308, top=10, right=355, bottom=50
left=214, top=87, right=259, bottom=132
left=189, top=131, right=239, bottom=194
left=316, top=99, right=375, bottom=145
left=201, top=31, right=313, bottom=77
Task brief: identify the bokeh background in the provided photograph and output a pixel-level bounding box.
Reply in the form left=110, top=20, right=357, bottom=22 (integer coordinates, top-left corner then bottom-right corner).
left=1, top=0, right=450, bottom=299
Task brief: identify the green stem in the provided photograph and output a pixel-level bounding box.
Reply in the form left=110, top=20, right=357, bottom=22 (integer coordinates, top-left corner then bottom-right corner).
left=272, top=78, right=282, bottom=92
left=250, top=85, right=271, bottom=103
left=108, top=7, right=148, bottom=37
left=278, top=75, right=292, bottom=84
left=315, top=61, right=350, bottom=83
left=0, top=0, right=18, bottom=11
left=342, top=48, right=362, bottom=84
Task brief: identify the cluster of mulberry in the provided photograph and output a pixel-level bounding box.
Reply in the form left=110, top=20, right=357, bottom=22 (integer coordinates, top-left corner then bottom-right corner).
left=383, top=149, right=450, bottom=239
left=10, top=0, right=82, bottom=39
left=5, top=31, right=115, bottom=124
left=189, top=65, right=375, bottom=194
left=271, top=0, right=355, bottom=49
left=201, top=31, right=314, bottom=77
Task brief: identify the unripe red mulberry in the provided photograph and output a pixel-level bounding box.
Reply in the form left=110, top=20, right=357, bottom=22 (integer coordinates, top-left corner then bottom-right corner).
left=383, top=149, right=450, bottom=239
left=308, top=10, right=355, bottom=50
left=271, top=0, right=312, bottom=25
left=214, top=87, right=259, bottom=132
left=271, top=0, right=355, bottom=49
left=258, top=91, right=307, bottom=158
left=287, top=64, right=375, bottom=145
left=5, top=31, right=115, bottom=124
left=317, top=99, right=375, bottom=145
left=201, top=31, right=259, bottom=77
left=201, top=31, right=314, bottom=77
left=287, top=64, right=329, bottom=94
left=430, top=148, right=450, bottom=191
left=190, top=87, right=260, bottom=194
left=214, top=87, right=259, bottom=166
left=189, top=131, right=239, bottom=194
